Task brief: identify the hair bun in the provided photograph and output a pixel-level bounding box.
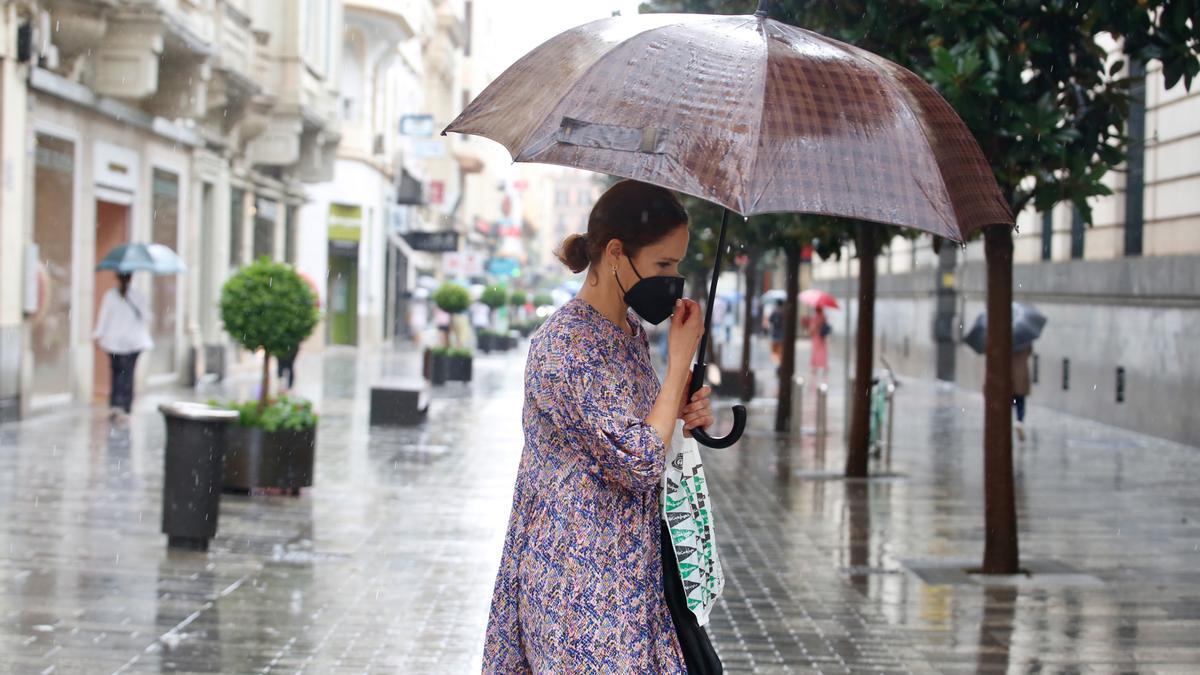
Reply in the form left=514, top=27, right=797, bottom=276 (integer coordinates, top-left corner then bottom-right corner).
left=556, top=233, right=590, bottom=274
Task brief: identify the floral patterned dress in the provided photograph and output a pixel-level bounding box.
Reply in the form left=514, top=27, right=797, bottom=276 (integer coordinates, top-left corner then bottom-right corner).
left=483, top=298, right=685, bottom=674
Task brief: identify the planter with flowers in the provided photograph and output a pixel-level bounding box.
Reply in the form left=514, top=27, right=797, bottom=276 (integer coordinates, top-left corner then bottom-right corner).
left=425, top=282, right=473, bottom=384
left=217, top=258, right=320, bottom=494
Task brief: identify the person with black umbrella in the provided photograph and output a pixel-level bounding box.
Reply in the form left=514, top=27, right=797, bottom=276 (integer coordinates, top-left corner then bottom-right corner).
left=1013, top=346, right=1033, bottom=442
left=964, top=302, right=1047, bottom=442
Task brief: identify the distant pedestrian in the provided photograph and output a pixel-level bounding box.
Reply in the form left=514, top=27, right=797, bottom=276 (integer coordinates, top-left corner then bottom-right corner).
left=408, top=291, right=429, bottom=346
left=804, top=306, right=830, bottom=380
left=1013, top=346, right=1033, bottom=441
left=277, top=348, right=297, bottom=391
left=471, top=300, right=491, bottom=332
left=435, top=307, right=452, bottom=347
left=768, top=301, right=784, bottom=366
left=92, top=272, right=153, bottom=419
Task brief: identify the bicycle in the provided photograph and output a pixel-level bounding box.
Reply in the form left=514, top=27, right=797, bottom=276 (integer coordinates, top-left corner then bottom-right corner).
left=868, top=356, right=899, bottom=458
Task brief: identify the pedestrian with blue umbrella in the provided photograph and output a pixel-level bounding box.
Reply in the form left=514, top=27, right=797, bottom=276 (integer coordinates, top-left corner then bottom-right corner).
left=93, top=243, right=185, bottom=420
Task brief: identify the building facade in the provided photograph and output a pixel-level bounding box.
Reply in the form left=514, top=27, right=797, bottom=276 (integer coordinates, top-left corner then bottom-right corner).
left=0, top=0, right=342, bottom=421
left=299, top=0, right=437, bottom=348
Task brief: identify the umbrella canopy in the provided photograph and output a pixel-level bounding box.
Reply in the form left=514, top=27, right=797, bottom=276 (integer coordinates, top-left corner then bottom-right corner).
left=800, top=289, right=839, bottom=310
left=761, top=289, right=787, bottom=305
left=445, top=9, right=1014, bottom=450
left=96, top=243, right=185, bottom=275
left=963, top=303, right=1047, bottom=355
left=445, top=12, right=1012, bottom=242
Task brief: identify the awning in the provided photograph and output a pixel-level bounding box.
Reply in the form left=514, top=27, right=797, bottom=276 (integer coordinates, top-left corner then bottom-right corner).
left=455, top=151, right=484, bottom=174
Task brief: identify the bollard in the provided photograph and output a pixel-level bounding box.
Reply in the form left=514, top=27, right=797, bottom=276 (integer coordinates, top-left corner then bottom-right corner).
left=160, top=402, right=239, bottom=551
left=885, top=382, right=897, bottom=463
left=816, top=383, right=829, bottom=438
left=790, top=375, right=805, bottom=437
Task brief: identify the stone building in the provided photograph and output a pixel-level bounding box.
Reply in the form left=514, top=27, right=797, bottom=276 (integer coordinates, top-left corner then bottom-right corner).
left=0, top=0, right=342, bottom=420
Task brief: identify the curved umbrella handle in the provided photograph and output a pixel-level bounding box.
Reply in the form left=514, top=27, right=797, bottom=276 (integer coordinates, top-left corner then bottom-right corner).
left=687, top=363, right=747, bottom=449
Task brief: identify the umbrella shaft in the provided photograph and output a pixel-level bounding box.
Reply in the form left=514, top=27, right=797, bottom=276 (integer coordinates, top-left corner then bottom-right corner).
left=695, top=209, right=731, bottom=367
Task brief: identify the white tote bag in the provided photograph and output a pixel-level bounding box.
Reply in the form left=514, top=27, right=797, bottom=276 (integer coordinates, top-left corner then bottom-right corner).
left=662, top=428, right=725, bottom=626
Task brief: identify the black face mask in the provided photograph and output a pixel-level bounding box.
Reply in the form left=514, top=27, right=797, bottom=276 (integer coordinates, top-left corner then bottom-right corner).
left=616, top=257, right=685, bottom=325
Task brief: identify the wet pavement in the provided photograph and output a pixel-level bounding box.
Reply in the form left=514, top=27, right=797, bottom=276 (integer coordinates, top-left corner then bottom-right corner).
left=1, top=340, right=1198, bottom=673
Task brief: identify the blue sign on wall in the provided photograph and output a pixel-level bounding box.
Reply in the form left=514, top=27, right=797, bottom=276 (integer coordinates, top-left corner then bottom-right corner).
left=488, top=258, right=520, bottom=278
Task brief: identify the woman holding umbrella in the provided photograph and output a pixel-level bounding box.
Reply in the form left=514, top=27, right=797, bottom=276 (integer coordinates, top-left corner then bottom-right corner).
left=92, top=272, right=153, bottom=419
left=484, top=180, right=719, bottom=673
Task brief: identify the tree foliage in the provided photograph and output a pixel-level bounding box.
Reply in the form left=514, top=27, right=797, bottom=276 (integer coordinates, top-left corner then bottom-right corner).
left=434, top=282, right=471, bottom=314
left=481, top=284, right=509, bottom=310
left=220, top=258, right=319, bottom=359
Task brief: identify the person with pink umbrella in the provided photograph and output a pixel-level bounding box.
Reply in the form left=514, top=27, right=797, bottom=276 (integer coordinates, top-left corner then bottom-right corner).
left=800, top=289, right=838, bottom=382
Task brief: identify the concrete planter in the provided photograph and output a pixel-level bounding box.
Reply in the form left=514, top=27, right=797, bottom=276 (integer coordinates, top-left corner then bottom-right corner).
left=447, top=355, right=473, bottom=382
left=427, top=352, right=472, bottom=384
left=222, top=424, right=316, bottom=494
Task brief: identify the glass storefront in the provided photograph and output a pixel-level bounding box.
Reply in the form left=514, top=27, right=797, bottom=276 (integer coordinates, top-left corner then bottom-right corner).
left=230, top=188, right=245, bottom=270
left=149, top=168, right=179, bottom=376
left=31, top=134, right=75, bottom=398
left=253, top=196, right=277, bottom=261
left=284, top=204, right=298, bottom=265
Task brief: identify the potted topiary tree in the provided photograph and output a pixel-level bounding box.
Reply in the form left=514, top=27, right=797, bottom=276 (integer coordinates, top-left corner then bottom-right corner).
left=428, top=282, right=472, bottom=383
left=506, top=290, right=527, bottom=348
left=479, top=284, right=508, bottom=352
left=218, top=258, right=320, bottom=494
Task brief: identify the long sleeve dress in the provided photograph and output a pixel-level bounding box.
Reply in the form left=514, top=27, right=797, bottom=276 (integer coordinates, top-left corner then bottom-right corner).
left=483, top=297, right=686, bottom=674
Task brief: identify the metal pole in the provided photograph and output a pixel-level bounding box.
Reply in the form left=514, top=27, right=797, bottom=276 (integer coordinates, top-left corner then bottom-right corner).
left=842, top=245, right=852, bottom=440
left=816, top=382, right=828, bottom=438
left=885, top=383, right=896, bottom=468
left=790, top=375, right=805, bottom=438
left=696, top=209, right=731, bottom=369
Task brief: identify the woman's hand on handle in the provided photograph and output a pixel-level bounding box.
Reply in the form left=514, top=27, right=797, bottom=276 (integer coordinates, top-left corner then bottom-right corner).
left=680, top=385, right=714, bottom=439
left=646, top=298, right=705, bottom=447
left=667, top=299, right=704, bottom=372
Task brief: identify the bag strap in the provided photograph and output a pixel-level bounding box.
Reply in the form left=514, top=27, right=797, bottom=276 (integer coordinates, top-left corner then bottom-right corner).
left=121, top=291, right=143, bottom=322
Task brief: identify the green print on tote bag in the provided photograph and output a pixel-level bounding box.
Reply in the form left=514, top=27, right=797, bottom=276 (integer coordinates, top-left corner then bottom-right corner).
left=662, top=431, right=725, bottom=624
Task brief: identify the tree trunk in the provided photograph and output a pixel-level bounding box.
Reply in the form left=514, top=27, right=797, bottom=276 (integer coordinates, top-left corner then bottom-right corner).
left=259, top=350, right=271, bottom=412
left=739, top=255, right=758, bottom=402
left=775, top=243, right=801, bottom=432
left=981, top=224, right=1020, bottom=574
left=845, top=223, right=876, bottom=478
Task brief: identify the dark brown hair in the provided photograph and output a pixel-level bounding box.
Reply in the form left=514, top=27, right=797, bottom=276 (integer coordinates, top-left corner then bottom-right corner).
left=556, top=180, right=689, bottom=274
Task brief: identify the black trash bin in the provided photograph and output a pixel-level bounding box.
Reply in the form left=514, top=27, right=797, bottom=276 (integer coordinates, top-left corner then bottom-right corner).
left=160, top=402, right=239, bottom=551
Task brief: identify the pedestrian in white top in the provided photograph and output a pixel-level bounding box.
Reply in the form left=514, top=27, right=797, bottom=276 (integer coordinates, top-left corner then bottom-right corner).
left=93, top=272, right=153, bottom=417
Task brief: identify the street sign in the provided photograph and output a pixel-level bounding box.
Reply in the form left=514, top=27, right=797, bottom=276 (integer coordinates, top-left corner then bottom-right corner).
left=488, top=257, right=520, bottom=278
left=444, top=251, right=485, bottom=276
left=404, top=231, right=459, bottom=252
left=410, top=139, right=446, bottom=158
left=399, top=114, right=435, bottom=137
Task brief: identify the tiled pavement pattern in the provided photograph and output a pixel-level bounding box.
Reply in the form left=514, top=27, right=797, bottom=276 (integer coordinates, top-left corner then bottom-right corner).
left=1, top=341, right=1198, bottom=673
